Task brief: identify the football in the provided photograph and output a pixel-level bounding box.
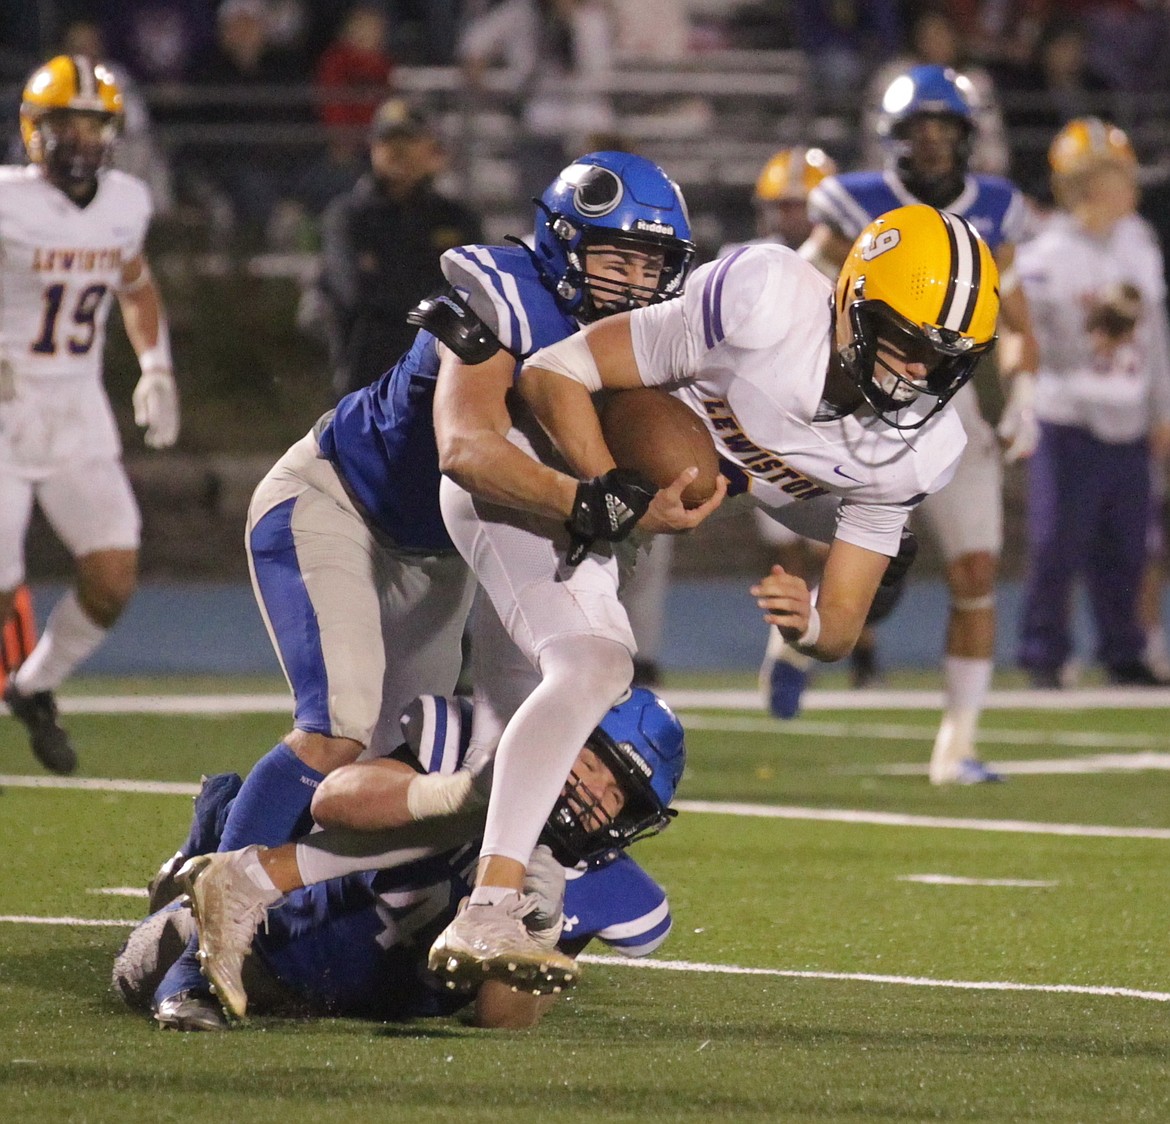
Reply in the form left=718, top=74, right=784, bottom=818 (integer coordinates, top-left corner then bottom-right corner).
left=599, top=388, right=720, bottom=508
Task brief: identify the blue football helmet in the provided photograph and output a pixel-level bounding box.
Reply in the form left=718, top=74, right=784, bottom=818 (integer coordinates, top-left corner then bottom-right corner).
left=878, top=65, right=976, bottom=188
left=544, top=687, right=686, bottom=866
left=527, top=151, right=695, bottom=322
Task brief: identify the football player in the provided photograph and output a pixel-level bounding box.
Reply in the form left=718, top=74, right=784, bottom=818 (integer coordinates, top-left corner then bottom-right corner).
left=116, top=688, right=685, bottom=1031
left=145, top=152, right=703, bottom=1012
left=1, top=56, right=179, bottom=774
left=429, top=203, right=1000, bottom=991
left=721, top=148, right=888, bottom=712
left=800, top=64, right=1041, bottom=784
left=1016, top=119, right=1170, bottom=687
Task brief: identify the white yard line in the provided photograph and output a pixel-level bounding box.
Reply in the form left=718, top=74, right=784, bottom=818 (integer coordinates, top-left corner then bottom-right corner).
left=897, top=874, right=1058, bottom=888
left=671, top=800, right=1170, bottom=839
left=0, top=775, right=200, bottom=795
left=681, top=714, right=1170, bottom=751
left=0, top=914, right=1162, bottom=1003
left=577, top=954, right=1170, bottom=1003
left=4, top=773, right=1169, bottom=839
left=26, top=686, right=1170, bottom=717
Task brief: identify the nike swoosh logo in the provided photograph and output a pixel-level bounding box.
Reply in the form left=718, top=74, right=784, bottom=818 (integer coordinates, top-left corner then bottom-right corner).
left=833, top=465, right=866, bottom=484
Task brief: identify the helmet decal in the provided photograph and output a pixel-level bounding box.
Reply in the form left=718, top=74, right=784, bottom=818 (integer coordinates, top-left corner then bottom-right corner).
left=567, top=164, right=624, bottom=218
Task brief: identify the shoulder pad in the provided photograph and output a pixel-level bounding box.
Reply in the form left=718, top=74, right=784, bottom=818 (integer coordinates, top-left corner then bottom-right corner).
left=407, top=286, right=501, bottom=365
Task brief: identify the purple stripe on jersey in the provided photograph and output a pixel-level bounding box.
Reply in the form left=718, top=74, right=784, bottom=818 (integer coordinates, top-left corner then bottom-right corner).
left=453, top=247, right=522, bottom=353
left=702, top=247, right=747, bottom=348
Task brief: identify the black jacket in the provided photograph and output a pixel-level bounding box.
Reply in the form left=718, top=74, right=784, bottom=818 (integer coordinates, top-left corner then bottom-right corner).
left=318, top=174, right=483, bottom=398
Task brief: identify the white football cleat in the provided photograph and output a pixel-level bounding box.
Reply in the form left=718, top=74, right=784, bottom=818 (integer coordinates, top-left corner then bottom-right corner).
left=428, top=893, right=578, bottom=996
left=178, top=846, right=281, bottom=1020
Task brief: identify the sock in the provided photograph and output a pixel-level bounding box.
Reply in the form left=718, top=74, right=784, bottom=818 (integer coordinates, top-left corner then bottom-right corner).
left=930, top=656, right=993, bottom=779
left=153, top=935, right=209, bottom=1006
left=238, top=846, right=281, bottom=897
left=942, top=655, right=993, bottom=716
left=217, top=743, right=324, bottom=851
left=12, top=590, right=106, bottom=694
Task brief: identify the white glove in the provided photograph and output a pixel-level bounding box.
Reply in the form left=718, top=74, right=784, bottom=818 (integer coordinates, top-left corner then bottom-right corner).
left=132, top=368, right=180, bottom=449
left=522, top=843, right=567, bottom=947
left=997, top=370, right=1038, bottom=463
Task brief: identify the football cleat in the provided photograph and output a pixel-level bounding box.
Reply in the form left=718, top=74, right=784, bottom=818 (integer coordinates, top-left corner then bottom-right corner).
left=147, top=851, right=187, bottom=914
left=154, top=990, right=227, bottom=1032
left=178, top=845, right=280, bottom=1021
left=933, top=758, right=1004, bottom=786
left=428, top=894, right=579, bottom=996
left=4, top=682, right=77, bottom=774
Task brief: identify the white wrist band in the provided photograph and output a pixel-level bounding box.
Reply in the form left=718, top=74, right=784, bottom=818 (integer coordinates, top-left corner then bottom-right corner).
left=138, top=323, right=173, bottom=375
left=406, top=770, right=480, bottom=821
left=791, top=605, right=821, bottom=654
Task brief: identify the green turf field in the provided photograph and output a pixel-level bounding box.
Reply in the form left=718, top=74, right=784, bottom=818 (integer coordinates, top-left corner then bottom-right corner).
left=3, top=680, right=1170, bottom=1122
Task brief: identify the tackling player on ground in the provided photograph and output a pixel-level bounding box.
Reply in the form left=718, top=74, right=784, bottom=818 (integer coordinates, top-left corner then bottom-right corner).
left=1, top=56, right=179, bottom=774
left=117, top=689, right=684, bottom=1031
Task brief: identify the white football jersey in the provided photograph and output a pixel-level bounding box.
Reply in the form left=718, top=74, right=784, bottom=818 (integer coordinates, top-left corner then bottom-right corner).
left=0, top=166, right=151, bottom=382
left=629, top=244, right=966, bottom=556
left=1017, top=212, right=1170, bottom=443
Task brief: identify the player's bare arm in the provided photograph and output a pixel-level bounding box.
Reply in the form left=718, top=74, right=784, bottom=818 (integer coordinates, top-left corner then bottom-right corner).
left=118, top=253, right=179, bottom=449
left=433, top=343, right=579, bottom=519
left=753, top=539, right=888, bottom=661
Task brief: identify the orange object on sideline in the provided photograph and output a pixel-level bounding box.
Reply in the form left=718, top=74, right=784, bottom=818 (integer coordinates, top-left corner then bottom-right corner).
left=1, top=585, right=37, bottom=690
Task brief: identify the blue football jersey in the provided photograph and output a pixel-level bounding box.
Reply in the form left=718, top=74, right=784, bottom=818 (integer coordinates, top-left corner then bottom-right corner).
left=250, top=695, right=671, bottom=1019
left=316, top=245, right=576, bottom=552
left=809, top=170, right=1027, bottom=252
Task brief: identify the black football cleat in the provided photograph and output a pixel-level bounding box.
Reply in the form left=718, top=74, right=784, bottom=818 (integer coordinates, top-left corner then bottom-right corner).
left=4, top=682, right=78, bottom=774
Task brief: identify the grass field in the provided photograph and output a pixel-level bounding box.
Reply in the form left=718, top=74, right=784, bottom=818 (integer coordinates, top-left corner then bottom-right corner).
left=3, top=677, right=1170, bottom=1122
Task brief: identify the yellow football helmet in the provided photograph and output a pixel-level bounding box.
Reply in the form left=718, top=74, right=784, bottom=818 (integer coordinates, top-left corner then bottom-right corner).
left=20, top=55, right=123, bottom=182
left=1048, top=117, right=1136, bottom=178
left=835, top=204, right=1000, bottom=429
left=754, top=147, right=837, bottom=202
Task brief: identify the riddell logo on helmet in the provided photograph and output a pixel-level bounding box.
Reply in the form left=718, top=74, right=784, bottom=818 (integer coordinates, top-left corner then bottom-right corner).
left=633, top=219, right=674, bottom=236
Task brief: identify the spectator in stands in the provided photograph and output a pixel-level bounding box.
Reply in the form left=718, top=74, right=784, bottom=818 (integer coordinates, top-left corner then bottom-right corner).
left=97, top=0, right=216, bottom=86
left=313, top=4, right=394, bottom=136
left=1017, top=119, right=1170, bottom=687
left=862, top=6, right=1009, bottom=175
left=291, top=4, right=396, bottom=217
left=457, top=0, right=616, bottom=202
left=185, top=0, right=309, bottom=239
left=315, top=99, right=483, bottom=398
left=789, top=0, right=903, bottom=108
left=993, top=17, right=1112, bottom=201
